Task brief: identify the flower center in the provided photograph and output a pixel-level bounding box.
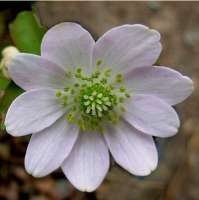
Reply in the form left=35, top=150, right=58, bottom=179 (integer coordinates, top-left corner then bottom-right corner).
left=55, top=60, right=130, bottom=133
left=80, top=83, right=116, bottom=118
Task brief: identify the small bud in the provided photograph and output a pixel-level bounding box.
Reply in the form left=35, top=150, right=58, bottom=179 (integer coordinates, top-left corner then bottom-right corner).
left=0, top=46, right=19, bottom=79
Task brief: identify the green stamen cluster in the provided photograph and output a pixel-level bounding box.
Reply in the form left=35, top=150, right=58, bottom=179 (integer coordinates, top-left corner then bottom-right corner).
left=80, top=83, right=116, bottom=118
left=55, top=60, right=131, bottom=133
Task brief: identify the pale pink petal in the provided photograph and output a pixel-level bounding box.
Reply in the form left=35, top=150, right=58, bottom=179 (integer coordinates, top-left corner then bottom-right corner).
left=5, top=89, right=65, bottom=136
left=123, top=94, right=180, bottom=137
left=41, top=22, right=95, bottom=73
left=104, top=120, right=158, bottom=176
left=92, top=24, right=161, bottom=73
left=8, top=53, right=67, bottom=90
left=62, top=131, right=109, bottom=192
left=125, top=66, right=193, bottom=105
left=25, top=116, right=79, bottom=177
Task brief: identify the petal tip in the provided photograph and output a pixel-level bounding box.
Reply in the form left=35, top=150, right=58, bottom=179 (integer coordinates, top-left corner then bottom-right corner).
left=79, top=186, right=97, bottom=193
left=25, top=160, right=44, bottom=178
left=184, top=76, right=194, bottom=91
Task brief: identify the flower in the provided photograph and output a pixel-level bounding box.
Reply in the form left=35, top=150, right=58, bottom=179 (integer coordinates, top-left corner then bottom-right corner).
left=5, top=23, right=193, bottom=192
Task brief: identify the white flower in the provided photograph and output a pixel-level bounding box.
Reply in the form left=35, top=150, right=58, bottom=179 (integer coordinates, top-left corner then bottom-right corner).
left=5, top=23, right=193, bottom=192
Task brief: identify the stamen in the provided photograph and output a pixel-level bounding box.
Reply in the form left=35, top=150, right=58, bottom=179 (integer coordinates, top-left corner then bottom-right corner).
left=92, top=91, right=97, bottom=96
left=76, top=68, right=82, bottom=73
left=125, top=93, right=131, bottom=98
left=56, top=90, right=62, bottom=97
left=102, top=97, right=109, bottom=101
left=84, top=95, right=89, bottom=99
left=86, top=106, right=91, bottom=114
left=55, top=64, right=130, bottom=132
left=97, top=111, right=102, bottom=117
left=92, top=108, right=96, bottom=116
left=119, top=97, right=125, bottom=103
left=96, top=105, right=102, bottom=111
left=96, top=59, right=102, bottom=66
left=119, top=86, right=126, bottom=93
left=64, top=87, right=69, bottom=92
left=115, top=73, right=123, bottom=83
left=84, top=101, right=90, bottom=106
left=74, top=83, right=79, bottom=87
left=104, top=69, right=112, bottom=77
left=97, top=93, right=103, bottom=98
left=89, top=96, right=94, bottom=101
left=102, top=105, right=108, bottom=111
left=96, top=99, right=102, bottom=104
left=105, top=101, right=112, bottom=106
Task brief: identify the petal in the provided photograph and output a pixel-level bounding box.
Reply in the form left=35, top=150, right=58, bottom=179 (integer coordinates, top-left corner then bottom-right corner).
left=8, top=53, right=67, bottom=90
left=41, top=22, right=95, bottom=73
left=5, top=89, right=66, bottom=136
left=25, top=116, right=79, bottom=177
left=92, top=24, right=161, bottom=73
left=123, top=94, right=180, bottom=137
left=104, top=120, right=158, bottom=176
left=62, top=132, right=109, bottom=192
left=125, top=66, right=193, bottom=105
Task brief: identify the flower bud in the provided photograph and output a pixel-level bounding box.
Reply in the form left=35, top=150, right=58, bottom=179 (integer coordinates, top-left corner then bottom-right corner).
left=0, top=46, right=19, bottom=79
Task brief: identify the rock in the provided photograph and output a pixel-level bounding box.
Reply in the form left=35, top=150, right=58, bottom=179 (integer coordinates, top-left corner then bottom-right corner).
left=184, top=29, right=199, bottom=47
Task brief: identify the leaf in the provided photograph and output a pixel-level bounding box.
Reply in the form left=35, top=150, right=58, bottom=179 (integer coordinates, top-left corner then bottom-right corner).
left=0, top=11, right=46, bottom=114
left=9, top=11, right=46, bottom=55
left=0, top=73, right=10, bottom=90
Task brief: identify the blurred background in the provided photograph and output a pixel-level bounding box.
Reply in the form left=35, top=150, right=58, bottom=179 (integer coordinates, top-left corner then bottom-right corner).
left=0, top=1, right=198, bottom=200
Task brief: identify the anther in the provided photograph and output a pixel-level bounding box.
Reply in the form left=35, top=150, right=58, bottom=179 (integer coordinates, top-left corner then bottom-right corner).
left=84, top=101, right=90, bottom=106
left=102, top=97, right=109, bottom=101
left=91, top=102, right=96, bottom=110
left=100, top=78, right=107, bottom=84
left=83, top=95, right=89, bottom=99
left=105, top=101, right=112, bottom=106
left=92, top=91, right=97, bottom=96
left=119, top=86, right=126, bottom=93
left=96, top=105, right=102, bottom=111
left=56, top=90, right=62, bottom=97
left=76, top=68, right=82, bottom=73
left=97, top=93, right=103, bottom=98
left=74, top=83, right=79, bottom=87
left=115, top=74, right=123, bottom=83
left=86, top=106, right=91, bottom=114
left=119, top=97, right=125, bottom=103
left=125, top=93, right=131, bottom=98
left=104, top=69, right=112, bottom=77
left=102, top=105, right=108, bottom=111
left=97, top=111, right=102, bottom=117
left=64, top=87, right=69, bottom=92
left=96, top=99, right=102, bottom=104
left=96, top=59, right=102, bottom=66
left=92, top=109, right=96, bottom=116
left=89, top=96, right=94, bottom=101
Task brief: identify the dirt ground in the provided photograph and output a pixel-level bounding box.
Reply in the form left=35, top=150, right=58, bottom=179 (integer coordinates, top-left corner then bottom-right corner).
left=1, top=2, right=199, bottom=200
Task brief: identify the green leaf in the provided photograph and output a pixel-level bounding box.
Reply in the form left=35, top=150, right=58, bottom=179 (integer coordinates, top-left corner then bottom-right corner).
left=9, top=11, right=46, bottom=55
left=0, top=73, right=10, bottom=90
left=0, top=82, right=23, bottom=113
